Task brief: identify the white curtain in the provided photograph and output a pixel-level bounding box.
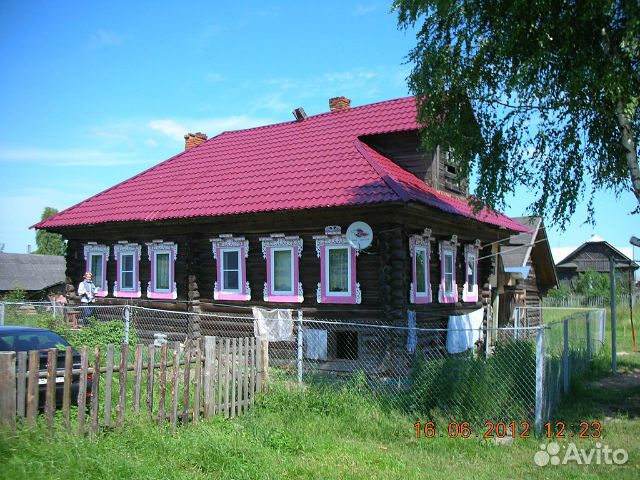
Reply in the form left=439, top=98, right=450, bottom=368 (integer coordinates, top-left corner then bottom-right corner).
left=156, top=253, right=170, bottom=290
left=329, top=248, right=348, bottom=292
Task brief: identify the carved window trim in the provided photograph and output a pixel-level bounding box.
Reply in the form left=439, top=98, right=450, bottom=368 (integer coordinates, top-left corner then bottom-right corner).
left=146, top=240, right=178, bottom=300
left=313, top=226, right=361, bottom=304
left=259, top=234, right=303, bottom=303
left=210, top=234, right=250, bottom=301
left=438, top=236, right=459, bottom=304
left=462, top=241, right=481, bottom=303
left=113, top=241, right=142, bottom=298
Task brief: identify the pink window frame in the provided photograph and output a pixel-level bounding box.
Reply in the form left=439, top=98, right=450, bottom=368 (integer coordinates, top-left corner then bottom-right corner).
left=260, top=235, right=303, bottom=303
left=410, top=233, right=432, bottom=304
left=83, top=243, right=109, bottom=297
left=146, top=241, right=178, bottom=300
left=211, top=235, right=250, bottom=301
left=113, top=242, right=141, bottom=298
left=314, top=228, right=361, bottom=304
left=438, top=238, right=459, bottom=304
left=462, top=242, right=480, bottom=303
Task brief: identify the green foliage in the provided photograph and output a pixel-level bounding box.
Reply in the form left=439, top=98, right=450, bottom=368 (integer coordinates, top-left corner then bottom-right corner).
left=546, top=284, right=572, bottom=299
left=34, top=207, right=66, bottom=256
left=64, top=318, right=139, bottom=349
left=410, top=341, right=536, bottom=421
left=2, top=286, right=27, bottom=301
left=396, top=0, right=640, bottom=226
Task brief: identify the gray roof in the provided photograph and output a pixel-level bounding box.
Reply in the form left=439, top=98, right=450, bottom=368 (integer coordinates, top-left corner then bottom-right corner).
left=0, top=253, right=66, bottom=291
left=500, top=216, right=540, bottom=269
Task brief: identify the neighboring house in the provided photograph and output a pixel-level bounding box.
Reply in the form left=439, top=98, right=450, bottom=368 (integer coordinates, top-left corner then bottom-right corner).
left=0, top=252, right=66, bottom=299
left=556, top=235, right=638, bottom=288
left=34, top=96, right=527, bottom=367
left=498, top=217, right=558, bottom=327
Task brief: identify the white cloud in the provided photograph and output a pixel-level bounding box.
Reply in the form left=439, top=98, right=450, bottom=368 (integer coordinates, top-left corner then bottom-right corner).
left=0, top=147, right=149, bottom=167
left=148, top=115, right=275, bottom=141
left=205, top=72, right=224, bottom=82
left=353, top=4, right=384, bottom=16
left=86, top=30, right=124, bottom=50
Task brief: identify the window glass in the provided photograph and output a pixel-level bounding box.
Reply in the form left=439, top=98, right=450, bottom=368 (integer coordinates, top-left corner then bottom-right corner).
left=223, top=250, right=240, bottom=291
left=328, top=247, right=349, bottom=293
left=121, top=254, right=134, bottom=290
left=444, top=252, right=454, bottom=294
left=416, top=249, right=427, bottom=293
left=90, top=254, right=103, bottom=289
left=273, top=249, right=293, bottom=292
left=467, top=254, right=476, bottom=293
left=156, top=253, right=170, bottom=290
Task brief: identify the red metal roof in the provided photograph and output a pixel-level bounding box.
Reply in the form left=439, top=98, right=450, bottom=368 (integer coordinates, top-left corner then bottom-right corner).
left=34, top=96, right=527, bottom=232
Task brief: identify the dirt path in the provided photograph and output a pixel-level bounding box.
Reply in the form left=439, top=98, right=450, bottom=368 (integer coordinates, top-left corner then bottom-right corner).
left=587, top=360, right=640, bottom=418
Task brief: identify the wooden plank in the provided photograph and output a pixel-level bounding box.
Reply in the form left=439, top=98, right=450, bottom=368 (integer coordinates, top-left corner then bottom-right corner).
left=260, top=339, right=269, bottom=393
left=90, top=346, right=101, bottom=434
left=0, top=352, right=16, bottom=430
left=216, top=339, right=223, bottom=416
left=249, top=337, right=255, bottom=405
left=116, top=343, right=128, bottom=428
left=158, top=343, right=167, bottom=422
left=146, top=344, right=155, bottom=418
left=133, top=344, right=143, bottom=414
left=237, top=338, right=243, bottom=416
left=243, top=337, right=249, bottom=412
left=104, top=344, right=115, bottom=428
left=77, top=346, right=89, bottom=434
left=203, top=336, right=215, bottom=418
left=256, top=339, right=262, bottom=394
left=170, top=345, right=180, bottom=432
left=16, top=351, right=27, bottom=421
left=62, top=346, right=72, bottom=428
left=224, top=338, right=230, bottom=419
left=231, top=338, right=237, bottom=418
left=44, top=348, right=56, bottom=430
left=193, top=340, right=201, bottom=424
left=181, top=339, right=192, bottom=425
left=26, top=350, right=39, bottom=426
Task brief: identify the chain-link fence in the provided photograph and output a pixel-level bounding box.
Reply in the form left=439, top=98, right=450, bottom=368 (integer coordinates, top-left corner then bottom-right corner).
left=1, top=301, right=606, bottom=435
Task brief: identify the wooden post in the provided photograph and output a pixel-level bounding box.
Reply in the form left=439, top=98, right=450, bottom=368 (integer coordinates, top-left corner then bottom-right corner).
left=216, top=339, right=223, bottom=415
left=90, top=346, right=101, bottom=434
left=45, top=348, right=56, bottom=429
left=0, top=352, right=16, bottom=430
left=224, top=338, right=231, bottom=418
left=243, top=337, right=249, bottom=412
left=203, top=336, right=216, bottom=418
left=563, top=318, right=570, bottom=396
left=249, top=337, right=255, bottom=404
left=259, top=339, right=269, bottom=392
left=193, top=339, right=202, bottom=424
left=16, top=351, right=27, bottom=421
left=170, top=345, right=180, bottom=432
left=182, top=339, right=192, bottom=424
left=104, top=344, right=115, bottom=427
left=77, top=346, right=89, bottom=434
left=26, top=350, right=39, bottom=426
left=133, top=344, right=143, bottom=414
left=117, top=343, right=128, bottom=428
left=158, top=344, right=167, bottom=422
left=231, top=338, right=237, bottom=418
left=62, top=346, right=73, bottom=428
left=146, top=344, right=155, bottom=419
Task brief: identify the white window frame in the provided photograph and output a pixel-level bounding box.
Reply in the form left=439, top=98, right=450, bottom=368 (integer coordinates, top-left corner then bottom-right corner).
left=438, top=236, right=459, bottom=304
left=113, top=242, right=141, bottom=298
left=270, top=247, right=295, bottom=296
left=415, top=247, right=429, bottom=296
left=89, top=253, right=105, bottom=290
left=462, top=241, right=480, bottom=302
left=409, top=229, right=432, bottom=304
left=153, top=251, right=172, bottom=293
left=444, top=251, right=455, bottom=295
left=220, top=247, right=243, bottom=294
left=120, top=253, right=135, bottom=291
left=325, top=245, right=352, bottom=297
left=83, top=243, right=109, bottom=297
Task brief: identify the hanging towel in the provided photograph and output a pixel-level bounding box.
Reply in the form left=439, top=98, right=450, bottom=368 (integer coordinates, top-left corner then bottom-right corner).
left=406, top=310, right=417, bottom=353
left=446, top=307, right=485, bottom=354
left=303, top=328, right=327, bottom=360
left=252, top=307, right=294, bottom=341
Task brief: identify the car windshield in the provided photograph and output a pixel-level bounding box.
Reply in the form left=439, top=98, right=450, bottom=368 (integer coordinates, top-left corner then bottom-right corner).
left=0, top=330, right=70, bottom=351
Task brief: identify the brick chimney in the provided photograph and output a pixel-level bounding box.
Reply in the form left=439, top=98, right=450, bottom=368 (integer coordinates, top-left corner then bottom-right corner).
left=184, top=132, right=208, bottom=151
left=329, top=96, right=351, bottom=112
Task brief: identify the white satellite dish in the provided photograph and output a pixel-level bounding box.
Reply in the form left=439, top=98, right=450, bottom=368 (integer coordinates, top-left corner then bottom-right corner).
left=346, top=221, right=373, bottom=251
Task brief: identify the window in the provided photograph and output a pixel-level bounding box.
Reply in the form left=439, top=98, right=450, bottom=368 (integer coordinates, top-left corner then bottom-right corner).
left=462, top=242, right=480, bottom=302
left=260, top=234, right=303, bottom=302
left=83, top=243, right=109, bottom=297
left=146, top=241, right=178, bottom=299
left=211, top=235, right=250, bottom=301
left=113, top=242, right=141, bottom=298
left=409, top=229, right=432, bottom=304
left=314, top=226, right=361, bottom=304
left=438, top=237, right=458, bottom=304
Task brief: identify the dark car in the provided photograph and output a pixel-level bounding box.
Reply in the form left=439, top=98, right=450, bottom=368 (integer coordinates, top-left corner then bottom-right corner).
left=0, top=326, right=92, bottom=409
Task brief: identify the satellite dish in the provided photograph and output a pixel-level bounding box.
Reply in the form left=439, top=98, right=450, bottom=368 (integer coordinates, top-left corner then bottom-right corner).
left=346, top=221, right=373, bottom=251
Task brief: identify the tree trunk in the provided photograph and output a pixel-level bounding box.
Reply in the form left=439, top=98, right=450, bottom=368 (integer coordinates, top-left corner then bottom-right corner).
left=616, top=101, right=640, bottom=207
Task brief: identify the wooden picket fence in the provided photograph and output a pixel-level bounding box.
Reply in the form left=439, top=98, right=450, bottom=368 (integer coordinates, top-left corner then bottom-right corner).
left=0, top=336, right=269, bottom=432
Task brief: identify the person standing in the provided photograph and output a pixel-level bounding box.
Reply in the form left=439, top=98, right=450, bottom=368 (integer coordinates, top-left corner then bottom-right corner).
left=78, top=271, right=96, bottom=326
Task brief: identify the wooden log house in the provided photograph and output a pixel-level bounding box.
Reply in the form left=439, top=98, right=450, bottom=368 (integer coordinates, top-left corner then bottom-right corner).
left=34, top=96, right=528, bottom=368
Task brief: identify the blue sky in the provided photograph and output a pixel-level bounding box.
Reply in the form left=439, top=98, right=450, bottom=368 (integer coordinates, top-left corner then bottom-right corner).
left=1, top=1, right=638, bottom=265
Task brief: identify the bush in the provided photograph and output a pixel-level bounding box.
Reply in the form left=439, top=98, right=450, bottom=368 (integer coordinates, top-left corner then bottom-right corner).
left=65, top=317, right=139, bottom=349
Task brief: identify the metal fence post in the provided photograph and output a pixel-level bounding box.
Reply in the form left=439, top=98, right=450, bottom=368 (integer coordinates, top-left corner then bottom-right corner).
left=586, top=312, right=591, bottom=362
left=124, top=305, right=130, bottom=344
left=610, top=256, right=617, bottom=375
left=535, top=326, right=544, bottom=437
left=563, top=318, right=570, bottom=396
left=0, top=302, right=4, bottom=326
left=297, top=309, right=303, bottom=385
